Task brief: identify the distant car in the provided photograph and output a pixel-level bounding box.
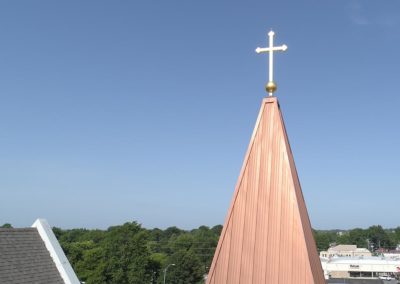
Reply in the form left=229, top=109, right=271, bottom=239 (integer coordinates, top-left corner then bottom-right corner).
left=379, top=275, right=394, bottom=280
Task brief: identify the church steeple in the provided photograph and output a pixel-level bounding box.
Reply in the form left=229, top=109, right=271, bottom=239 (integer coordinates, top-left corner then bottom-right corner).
left=206, top=33, right=324, bottom=283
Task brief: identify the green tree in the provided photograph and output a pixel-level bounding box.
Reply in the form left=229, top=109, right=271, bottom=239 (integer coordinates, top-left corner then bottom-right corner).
left=53, top=222, right=223, bottom=284
left=337, top=231, right=351, bottom=244
left=191, top=226, right=219, bottom=274
left=348, top=228, right=368, bottom=248
left=52, top=227, right=64, bottom=239
left=77, top=246, right=107, bottom=284
left=102, top=222, right=153, bottom=284
left=314, top=231, right=331, bottom=251
left=368, top=225, right=393, bottom=250
left=165, top=250, right=204, bottom=284
left=163, top=226, right=184, bottom=240
left=211, top=225, right=223, bottom=236
left=1, top=223, right=12, bottom=228
left=313, top=230, right=339, bottom=251
left=393, top=227, right=400, bottom=245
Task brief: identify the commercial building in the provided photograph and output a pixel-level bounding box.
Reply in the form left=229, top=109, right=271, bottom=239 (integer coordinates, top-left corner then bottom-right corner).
left=384, top=251, right=400, bottom=259
left=321, top=256, right=400, bottom=279
left=320, top=244, right=372, bottom=258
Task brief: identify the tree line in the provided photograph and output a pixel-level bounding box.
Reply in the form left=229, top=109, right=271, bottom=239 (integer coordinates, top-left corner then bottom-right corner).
left=53, top=223, right=400, bottom=283
left=52, top=222, right=222, bottom=284
left=313, top=225, right=400, bottom=252
left=3, top=222, right=400, bottom=283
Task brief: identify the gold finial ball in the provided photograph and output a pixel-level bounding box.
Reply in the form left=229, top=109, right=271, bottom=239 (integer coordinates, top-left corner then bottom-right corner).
left=265, top=81, right=277, bottom=93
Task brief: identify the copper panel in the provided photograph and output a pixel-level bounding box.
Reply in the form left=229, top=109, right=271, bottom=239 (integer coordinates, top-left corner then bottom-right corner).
left=206, top=97, right=325, bottom=284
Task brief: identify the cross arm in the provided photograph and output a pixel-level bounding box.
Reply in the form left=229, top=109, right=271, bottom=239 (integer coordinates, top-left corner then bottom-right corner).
left=255, top=44, right=288, bottom=54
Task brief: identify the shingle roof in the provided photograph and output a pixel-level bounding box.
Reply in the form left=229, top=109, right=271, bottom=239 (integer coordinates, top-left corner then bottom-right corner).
left=0, top=228, right=65, bottom=284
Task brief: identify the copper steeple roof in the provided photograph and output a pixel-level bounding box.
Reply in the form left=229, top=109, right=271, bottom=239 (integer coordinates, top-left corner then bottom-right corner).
left=206, top=97, right=325, bottom=283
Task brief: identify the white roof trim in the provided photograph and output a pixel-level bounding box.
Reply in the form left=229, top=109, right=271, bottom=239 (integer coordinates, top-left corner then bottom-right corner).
left=32, top=219, right=80, bottom=284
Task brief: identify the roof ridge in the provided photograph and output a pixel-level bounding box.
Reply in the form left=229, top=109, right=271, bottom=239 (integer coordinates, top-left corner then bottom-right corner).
left=0, top=228, right=37, bottom=232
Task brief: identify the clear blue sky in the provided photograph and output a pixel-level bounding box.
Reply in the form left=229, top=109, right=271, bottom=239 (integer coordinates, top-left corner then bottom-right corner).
left=1, top=1, right=399, bottom=230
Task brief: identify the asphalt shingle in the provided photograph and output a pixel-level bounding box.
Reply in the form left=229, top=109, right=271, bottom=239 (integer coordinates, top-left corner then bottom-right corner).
left=0, top=228, right=64, bottom=284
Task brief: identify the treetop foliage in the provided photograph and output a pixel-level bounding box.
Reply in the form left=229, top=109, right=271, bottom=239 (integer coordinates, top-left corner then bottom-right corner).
left=313, top=225, right=400, bottom=252
left=54, top=222, right=221, bottom=284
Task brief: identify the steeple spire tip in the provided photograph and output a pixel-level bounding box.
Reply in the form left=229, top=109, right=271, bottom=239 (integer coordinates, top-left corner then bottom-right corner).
left=255, top=30, right=287, bottom=96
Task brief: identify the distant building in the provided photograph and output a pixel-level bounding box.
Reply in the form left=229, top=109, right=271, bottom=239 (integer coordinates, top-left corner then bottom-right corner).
left=375, top=247, right=388, bottom=254
left=0, top=219, right=80, bottom=284
left=383, top=250, right=400, bottom=259
left=321, top=256, right=400, bottom=279
left=320, top=245, right=372, bottom=258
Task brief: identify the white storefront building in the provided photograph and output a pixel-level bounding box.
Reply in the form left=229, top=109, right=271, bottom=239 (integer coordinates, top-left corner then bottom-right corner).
left=321, top=256, right=400, bottom=279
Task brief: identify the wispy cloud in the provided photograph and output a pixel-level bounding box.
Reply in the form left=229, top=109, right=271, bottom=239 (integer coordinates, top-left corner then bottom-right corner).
left=347, top=1, right=369, bottom=26
left=346, top=0, right=399, bottom=28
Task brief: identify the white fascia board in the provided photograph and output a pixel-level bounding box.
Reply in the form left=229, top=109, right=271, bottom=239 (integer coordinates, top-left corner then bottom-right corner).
left=32, top=219, right=80, bottom=284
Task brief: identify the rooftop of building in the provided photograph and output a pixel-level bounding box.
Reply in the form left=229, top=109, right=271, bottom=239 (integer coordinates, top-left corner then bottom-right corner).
left=330, top=244, right=357, bottom=251
left=0, top=219, right=80, bottom=284
left=0, top=226, right=64, bottom=283
left=327, top=279, right=384, bottom=284
left=324, top=244, right=371, bottom=253
left=324, top=256, right=400, bottom=265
